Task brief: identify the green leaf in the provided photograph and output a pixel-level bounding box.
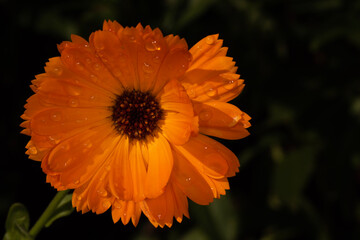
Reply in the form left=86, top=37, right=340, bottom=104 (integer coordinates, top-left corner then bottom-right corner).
left=44, top=193, right=74, bottom=228
left=271, top=146, right=316, bottom=209
left=177, top=0, right=216, bottom=29
left=208, top=195, right=239, bottom=240
left=3, top=203, right=33, bottom=240
left=182, top=228, right=210, bottom=240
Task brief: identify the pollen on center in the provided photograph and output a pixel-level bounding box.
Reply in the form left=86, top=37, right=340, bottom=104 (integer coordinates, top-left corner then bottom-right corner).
left=111, top=89, right=164, bottom=140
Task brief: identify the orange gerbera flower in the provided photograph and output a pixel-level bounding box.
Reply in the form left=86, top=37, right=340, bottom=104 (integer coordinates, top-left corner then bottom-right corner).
left=21, top=21, right=251, bottom=227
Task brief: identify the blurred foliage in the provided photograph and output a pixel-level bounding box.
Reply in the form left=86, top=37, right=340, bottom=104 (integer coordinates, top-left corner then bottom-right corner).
left=1, top=0, right=360, bottom=239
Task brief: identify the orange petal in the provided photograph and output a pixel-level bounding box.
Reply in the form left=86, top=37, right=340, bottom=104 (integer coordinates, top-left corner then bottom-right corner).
left=209, top=177, right=230, bottom=198
left=58, top=38, right=123, bottom=95
left=171, top=149, right=214, bottom=205
left=161, top=112, right=192, bottom=145
left=30, top=106, right=112, bottom=137
left=129, top=141, right=147, bottom=201
left=72, top=181, right=91, bottom=213
left=91, top=30, right=137, bottom=90
left=108, top=137, right=134, bottom=201
left=42, top=123, right=116, bottom=189
left=145, top=134, right=173, bottom=198
left=182, top=34, right=245, bottom=102
left=175, top=134, right=239, bottom=178
left=102, top=20, right=123, bottom=33
left=174, top=134, right=228, bottom=179
left=111, top=200, right=142, bottom=226
left=159, top=79, right=193, bottom=116
left=86, top=169, right=114, bottom=214
left=141, top=182, right=188, bottom=228
left=188, top=34, right=225, bottom=69
left=193, top=101, right=251, bottom=140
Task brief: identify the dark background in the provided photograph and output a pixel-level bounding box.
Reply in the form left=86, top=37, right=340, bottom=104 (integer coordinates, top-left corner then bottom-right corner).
left=1, top=0, right=360, bottom=239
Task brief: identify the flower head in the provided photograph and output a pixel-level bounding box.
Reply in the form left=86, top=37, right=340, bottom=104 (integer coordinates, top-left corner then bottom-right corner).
left=21, top=21, right=251, bottom=227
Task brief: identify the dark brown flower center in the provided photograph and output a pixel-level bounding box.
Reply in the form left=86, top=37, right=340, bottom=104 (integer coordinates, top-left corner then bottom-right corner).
left=112, top=90, right=163, bottom=140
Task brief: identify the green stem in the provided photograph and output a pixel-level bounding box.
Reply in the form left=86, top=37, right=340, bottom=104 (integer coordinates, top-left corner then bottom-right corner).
left=29, top=190, right=70, bottom=238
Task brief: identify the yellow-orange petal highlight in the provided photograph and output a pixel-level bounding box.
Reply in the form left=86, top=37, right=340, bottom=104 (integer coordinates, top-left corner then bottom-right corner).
left=21, top=20, right=251, bottom=227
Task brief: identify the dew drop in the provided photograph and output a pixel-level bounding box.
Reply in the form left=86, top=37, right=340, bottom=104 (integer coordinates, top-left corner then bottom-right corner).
left=123, top=213, right=127, bottom=217
left=50, top=112, right=62, bottom=122
left=74, top=180, right=80, bottom=185
left=199, top=110, right=212, bottom=121
left=105, top=165, right=111, bottom=171
left=205, top=36, right=215, bottom=45
left=90, top=74, right=98, bottom=83
left=157, top=214, right=162, bottom=220
left=204, top=146, right=208, bottom=150
left=113, top=201, right=122, bottom=209
left=153, top=55, right=161, bottom=63
left=64, top=158, right=71, bottom=167
left=65, top=84, right=82, bottom=96
left=187, top=88, right=197, bottom=98
left=97, top=188, right=108, bottom=198
left=68, top=98, right=79, bottom=107
left=142, top=62, right=154, bottom=73
left=53, top=67, right=63, bottom=76
left=48, top=135, right=58, bottom=145
left=95, top=43, right=105, bottom=50
left=185, top=177, right=191, bottom=182
left=93, top=63, right=101, bottom=71
left=89, top=95, right=96, bottom=101
left=206, top=87, right=217, bottom=97
left=102, top=200, right=111, bottom=209
left=145, top=39, right=161, bottom=51
left=223, top=80, right=238, bottom=90
left=75, top=61, right=84, bottom=70
left=28, top=146, right=38, bottom=155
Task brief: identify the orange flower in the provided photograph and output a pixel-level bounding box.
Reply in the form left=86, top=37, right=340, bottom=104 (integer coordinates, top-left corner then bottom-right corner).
left=21, top=21, right=251, bottom=227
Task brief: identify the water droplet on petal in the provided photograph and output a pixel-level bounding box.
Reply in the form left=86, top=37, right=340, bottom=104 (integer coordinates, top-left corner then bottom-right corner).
left=157, top=214, right=162, bottom=220
left=187, top=88, right=197, bottom=98
left=29, top=146, right=38, bottom=155
left=97, top=188, right=108, bottom=197
left=102, top=200, right=111, bottom=209
left=153, top=55, right=161, bottom=63
left=105, top=165, right=111, bottom=171
left=95, top=43, right=105, bottom=50
left=68, top=98, right=79, bottom=107
left=142, top=62, right=154, bottom=73
left=113, top=201, right=122, bottom=209
left=74, top=180, right=80, bottom=185
left=224, top=80, right=238, bottom=90
left=90, top=74, right=98, bottom=83
left=53, top=67, right=63, bottom=76
left=75, top=61, right=84, bottom=70
left=50, top=111, right=62, bottom=122
left=199, top=110, right=212, bottom=121
left=204, top=146, right=208, bottom=150
left=205, top=36, right=215, bottom=45
left=206, top=87, right=217, bottom=97
left=185, top=177, right=191, bottom=182
left=64, top=158, right=71, bottom=167
left=65, top=84, right=82, bottom=96
left=89, top=95, right=96, bottom=101
left=145, top=39, right=161, bottom=51
left=93, top=63, right=101, bottom=70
